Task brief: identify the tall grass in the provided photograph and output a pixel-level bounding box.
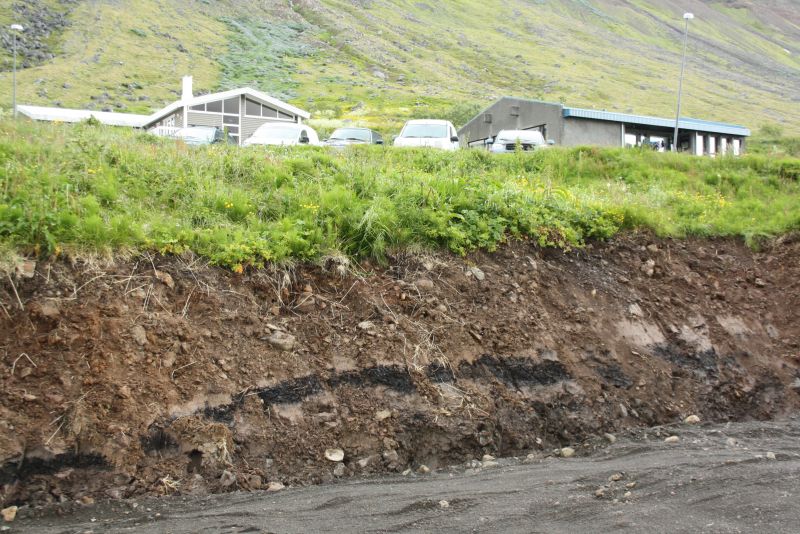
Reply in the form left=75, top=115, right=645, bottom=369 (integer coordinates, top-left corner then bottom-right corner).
left=1, top=120, right=798, bottom=270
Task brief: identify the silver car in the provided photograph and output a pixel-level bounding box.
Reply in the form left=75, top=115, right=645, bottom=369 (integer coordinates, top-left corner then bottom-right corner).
left=489, top=130, right=548, bottom=153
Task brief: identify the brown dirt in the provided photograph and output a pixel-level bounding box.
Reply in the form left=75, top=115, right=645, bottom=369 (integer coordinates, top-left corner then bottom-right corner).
left=1, top=232, right=799, bottom=508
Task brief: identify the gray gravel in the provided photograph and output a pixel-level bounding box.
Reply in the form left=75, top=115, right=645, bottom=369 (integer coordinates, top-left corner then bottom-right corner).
left=12, top=418, right=800, bottom=534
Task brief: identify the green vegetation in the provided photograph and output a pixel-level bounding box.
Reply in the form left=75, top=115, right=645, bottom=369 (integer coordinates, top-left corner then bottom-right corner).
left=217, top=19, right=314, bottom=100
left=2, top=121, right=798, bottom=269
left=748, top=125, right=800, bottom=158
left=1, top=1, right=797, bottom=135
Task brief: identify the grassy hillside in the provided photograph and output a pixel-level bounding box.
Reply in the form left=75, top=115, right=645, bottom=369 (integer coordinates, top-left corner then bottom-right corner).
left=1, top=120, right=798, bottom=269
left=0, top=1, right=798, bottom=133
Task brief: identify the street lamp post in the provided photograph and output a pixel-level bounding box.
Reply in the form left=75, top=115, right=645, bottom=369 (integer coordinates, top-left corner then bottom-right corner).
left=672, top=13, right=694, bottom=152
left=10, top=24, right=24, bottom=119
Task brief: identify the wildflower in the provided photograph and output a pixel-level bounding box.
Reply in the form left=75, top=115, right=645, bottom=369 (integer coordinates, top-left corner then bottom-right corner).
left=87, top=169, right=97, bottom=174
left=233, top=264, right=244, bottom=274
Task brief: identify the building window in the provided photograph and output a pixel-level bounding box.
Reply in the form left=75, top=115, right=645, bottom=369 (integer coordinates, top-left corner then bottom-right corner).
left=484, top=113, right=492, bottom=123
left=206, top=100, right=222, bottom=113
left=278, top=110, right=293, bottom=120
left=223, top=114, right=239, bottom=125
left=223, top=98, right=239, bottom=114
left=245, top=99, right=261, bottom=116
left=510, top=106, right=520, bottom=117
left=190, top=104, right=205, bottom=111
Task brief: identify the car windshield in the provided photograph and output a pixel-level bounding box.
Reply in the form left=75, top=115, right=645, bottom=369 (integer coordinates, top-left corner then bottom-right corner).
left=253, top=125, right=300, bottom=140
left=329, top=128, right=371, bottom=141
left=400, top=123, right=448, bottom=138
left=174, top=127, right=217, bottom=144
left=496, top=131, right=542, bottom=143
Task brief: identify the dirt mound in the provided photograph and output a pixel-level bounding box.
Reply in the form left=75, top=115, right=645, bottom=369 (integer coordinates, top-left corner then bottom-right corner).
left=1, top=233, right=798, bottom=507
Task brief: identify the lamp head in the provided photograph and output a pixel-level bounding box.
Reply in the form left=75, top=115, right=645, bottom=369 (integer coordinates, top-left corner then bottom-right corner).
left=10, top=24, right=23, bottom=31
left=683, top=13, right=694, bottom=20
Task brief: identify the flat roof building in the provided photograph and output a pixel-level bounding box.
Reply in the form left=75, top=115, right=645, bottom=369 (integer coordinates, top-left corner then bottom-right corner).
left=459, top=97, right=751, bottom=156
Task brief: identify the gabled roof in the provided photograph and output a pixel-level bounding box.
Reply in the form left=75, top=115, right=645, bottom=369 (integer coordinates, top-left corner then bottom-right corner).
left=17, top=105, right=150, bottom=127
left=563, top=107, right=751, bottom=137
left=143, top=87, right=310, bottom=127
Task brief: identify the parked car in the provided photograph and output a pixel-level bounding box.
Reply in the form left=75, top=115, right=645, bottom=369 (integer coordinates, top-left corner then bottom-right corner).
left=242, top=123, right=321, bottom=147
left=489, top=130, right=548, bottom=153
left=172, top=126, right=235, bottom=146
left=393, top=119, right=459, bottom=150
left=325, top=127, right=383, bottom=148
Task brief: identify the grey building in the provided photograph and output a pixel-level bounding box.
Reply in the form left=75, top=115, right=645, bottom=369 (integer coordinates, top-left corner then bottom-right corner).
left=459, top=97, right=750, bottom=156
left=18, top=76, right=310, bottom=146
left=144, top=76, right=309, bottom=145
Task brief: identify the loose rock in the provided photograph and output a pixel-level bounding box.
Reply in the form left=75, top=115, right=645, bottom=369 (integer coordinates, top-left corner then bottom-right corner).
left=417, top=464, right=430, bottom=474
left=325, top=448, right=345, bottom=462
left=560, top=447, right=575, bottom=458
left=664, top=436, right=680, bottom=444
left=684, top=415, right=701, bottom=425
left=375, top=409, right=392, bottom=421
left=439, top=500, right=450, bottom=509
left=604, top=433, right=617, bottom=444
left=266, top=481, right=285, bottom=492
left=766, top=452, right=776, bottom=460
left=1, top=506, right=17, bottom=522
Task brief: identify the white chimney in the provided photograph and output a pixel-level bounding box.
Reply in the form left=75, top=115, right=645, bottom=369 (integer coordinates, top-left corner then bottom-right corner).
left=181, top=76, right=193, bottom=101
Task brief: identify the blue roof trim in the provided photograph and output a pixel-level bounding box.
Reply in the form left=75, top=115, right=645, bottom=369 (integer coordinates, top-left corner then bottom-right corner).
left=563, top=107, right=750, bottom=137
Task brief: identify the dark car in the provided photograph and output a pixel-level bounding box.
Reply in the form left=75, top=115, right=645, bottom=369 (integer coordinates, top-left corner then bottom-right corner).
left=324, top=127, right=383, bottom=148
left=173, top=126, right=236, bottom=146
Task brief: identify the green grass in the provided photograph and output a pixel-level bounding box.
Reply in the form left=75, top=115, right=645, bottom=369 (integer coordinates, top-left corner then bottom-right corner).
left=1, top=120, right=799, bottom=270
left=1, top=1, right=797, bottom=136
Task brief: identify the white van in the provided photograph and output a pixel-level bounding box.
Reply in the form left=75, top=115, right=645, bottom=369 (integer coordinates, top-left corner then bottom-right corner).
left=243, top=123, right=321, bottom=147
left=394, top=119, right=460, bottom=150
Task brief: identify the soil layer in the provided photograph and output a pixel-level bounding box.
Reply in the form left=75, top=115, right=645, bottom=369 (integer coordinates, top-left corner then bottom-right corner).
left=1, top=233, right=798, bottom=507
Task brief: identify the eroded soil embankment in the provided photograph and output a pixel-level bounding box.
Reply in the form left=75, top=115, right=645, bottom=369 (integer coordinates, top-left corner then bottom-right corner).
left=1, top=233, right=799, bottom=507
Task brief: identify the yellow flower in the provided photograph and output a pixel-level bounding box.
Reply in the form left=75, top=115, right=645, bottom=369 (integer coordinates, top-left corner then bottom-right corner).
left=233, top=264, right=244, bottom=274
left=87, top=169, right=97, bottom=174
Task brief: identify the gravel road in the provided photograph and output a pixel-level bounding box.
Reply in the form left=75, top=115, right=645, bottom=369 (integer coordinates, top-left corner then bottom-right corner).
left=12, top=418, right=800, bottom=534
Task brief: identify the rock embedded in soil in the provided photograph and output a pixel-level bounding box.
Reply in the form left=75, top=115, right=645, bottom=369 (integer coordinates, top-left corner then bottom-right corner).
left=415, top=278, right=434, bottom=290
left=375, top=409, right=392, bottom=421
left=560, top=447, right=575, bottom=458
left=220, top=470, right=236, bottom=487
left=604, top=433, right=617, bottom=444
left=325, top=448, right=345, bottom=462
left=131, top=325, right=148, bottom=346
left=333, top=462, right=345, bottom=477
left=267, top=331, right=296, bottom=351
left=417, top=465, right=431, bottom=474
left=684, top=415, right=701, bottom=425
left=665, top=436, right=680, bottom=444
left=469, top=266, right=486, bottom=281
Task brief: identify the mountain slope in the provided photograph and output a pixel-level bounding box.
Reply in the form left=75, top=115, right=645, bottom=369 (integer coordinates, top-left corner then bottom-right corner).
left=1, top=0, right=798, bottom=133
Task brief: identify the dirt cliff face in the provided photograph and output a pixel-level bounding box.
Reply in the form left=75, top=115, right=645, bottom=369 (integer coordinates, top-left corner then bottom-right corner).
left=1, top=233, right=798, bottom=506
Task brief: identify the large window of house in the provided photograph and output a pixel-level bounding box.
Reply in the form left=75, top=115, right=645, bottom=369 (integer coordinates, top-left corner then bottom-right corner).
left=245, top=98, right=292, bottom=121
